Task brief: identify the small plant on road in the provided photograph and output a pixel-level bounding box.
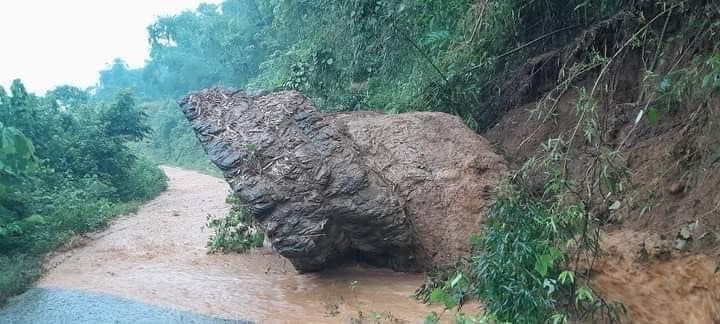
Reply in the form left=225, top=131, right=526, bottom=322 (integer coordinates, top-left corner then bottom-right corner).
left=206, top=194, right=264, bottom=254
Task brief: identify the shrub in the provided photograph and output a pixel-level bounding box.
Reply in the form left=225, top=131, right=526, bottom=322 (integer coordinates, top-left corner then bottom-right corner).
left=206, top=195, right=264, bottom=254
left=472, top=188, right=583, bottom=323
left=114, top=158, right=168, bottom=202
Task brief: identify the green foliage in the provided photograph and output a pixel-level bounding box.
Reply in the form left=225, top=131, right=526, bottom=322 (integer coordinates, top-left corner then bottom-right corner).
left=419, top=181, right=621, bottom=323
left=93, top=59, right=146, bottom=101
left=418, top=77, right=632, bottom=322
left=453, top=313, right=488, bottom=324
left=428, top=271, right=472, bottom=310
left=101, top=92, right=150, bottom=141
left=47, top=85, right=89, bottom=110
left=453, top=83, right=626, bottom=322
left=206, top=194, right=264, bottom=254
left=94, top=0, right=625, bottom=120
left=703, top=51, right=720, bottom=91
left=423, top=311, right=440, bottom=324
left=472, top=188, right=581, bottom=323
left=0, top=79, right=167, bottom=303
left=129, top=100, right=219, bottom=174
left=643, top=49, right=720, bottom=122
left=83, top=0, right=626, bottom=175
left=0, top=122, right=37, bottom=178
left=113, top=159, right=168, bottom=202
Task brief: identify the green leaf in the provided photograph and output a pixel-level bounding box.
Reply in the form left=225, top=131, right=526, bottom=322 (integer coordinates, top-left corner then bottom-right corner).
left=550, top=313, right=568, bottom=324
left=429, top=287, right=448, bottom=304
left=423, top=311, right=439, bottom=324
left=646, top=107, right=659, bottom=123
left=535, top=254, right=552, bottom=276
left=449, top=272, right=463, bottom=288
left=535, top=247, right=562, bottom=277
left=558, top=271, right=575, bottom=285
left=548, top=247, right=562, bottom=260
left=428, top=287, right=457, bottom=309
left=575, top=287, right=595, bottom=305
left=0, top=124, right=36, bottom=176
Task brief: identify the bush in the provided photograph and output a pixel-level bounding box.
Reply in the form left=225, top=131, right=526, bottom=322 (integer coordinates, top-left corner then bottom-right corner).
left=206, top=195, right=264, bottom=254
left=419, top=185, right=606, bottom=323
left=472, top=188, right=583, bottom=323
left=114, top=159, right=168, bottom=202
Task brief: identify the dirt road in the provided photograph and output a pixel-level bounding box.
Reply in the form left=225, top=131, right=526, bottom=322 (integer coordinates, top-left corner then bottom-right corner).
left=2, top=167, right=442, bottom=323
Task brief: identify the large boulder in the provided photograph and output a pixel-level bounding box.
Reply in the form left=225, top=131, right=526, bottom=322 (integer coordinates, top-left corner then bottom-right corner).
left=180, top=88, right=506, bottom=272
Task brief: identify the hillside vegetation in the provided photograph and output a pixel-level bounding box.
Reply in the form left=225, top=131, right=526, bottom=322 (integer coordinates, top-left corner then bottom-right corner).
left=95, top=0, right=626, bottom=170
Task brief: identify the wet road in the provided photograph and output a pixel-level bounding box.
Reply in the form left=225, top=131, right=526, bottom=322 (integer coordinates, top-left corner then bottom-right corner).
left=0, top=288, right=248, bottom=323
left=0, top=167, right=441, bottom=323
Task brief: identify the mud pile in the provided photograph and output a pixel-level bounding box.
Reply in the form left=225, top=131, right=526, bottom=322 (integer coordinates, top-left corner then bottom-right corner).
left=180, top=89, right=506, bottom=272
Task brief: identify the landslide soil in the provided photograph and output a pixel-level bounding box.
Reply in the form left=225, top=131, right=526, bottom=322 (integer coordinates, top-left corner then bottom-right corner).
left=37, top=166, right=445, bottom=323
left=485, top=59, right=720, bottom=323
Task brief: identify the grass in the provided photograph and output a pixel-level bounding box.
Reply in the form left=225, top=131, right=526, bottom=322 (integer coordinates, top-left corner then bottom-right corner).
left=0, top=255, right=41, bottom=304
left=0, top=191, right=166, bottom=305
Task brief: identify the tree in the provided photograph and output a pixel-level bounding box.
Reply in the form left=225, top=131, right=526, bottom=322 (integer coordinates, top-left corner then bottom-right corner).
left=0, top=122, right=37, bottom=179
left=0, top=122, right=38, bottom=248
left=95, top=59, right=143, bottom=100
left=102, top=91, right=150, bottom=141
left=47, top=85, right=89, bottom=110
left=9, top=79, right=29, bottom=107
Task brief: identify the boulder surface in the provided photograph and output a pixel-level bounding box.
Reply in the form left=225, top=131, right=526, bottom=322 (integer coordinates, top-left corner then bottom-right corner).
left=180, top=88, right=506, bottom=272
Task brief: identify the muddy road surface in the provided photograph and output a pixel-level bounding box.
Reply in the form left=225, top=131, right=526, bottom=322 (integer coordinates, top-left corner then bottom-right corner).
left=1, top=167, right=443, bottom=323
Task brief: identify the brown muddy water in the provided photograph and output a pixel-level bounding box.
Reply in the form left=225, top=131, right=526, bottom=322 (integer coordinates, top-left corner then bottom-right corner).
left=29, top=167, right=720, bottom=323
left=591, top=230, right=720, bottom=324
left=37, top=167, right=449, bottom=323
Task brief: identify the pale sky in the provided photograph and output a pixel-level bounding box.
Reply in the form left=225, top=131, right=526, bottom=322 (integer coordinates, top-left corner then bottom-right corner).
left=0, top=0, right=220, bottom=94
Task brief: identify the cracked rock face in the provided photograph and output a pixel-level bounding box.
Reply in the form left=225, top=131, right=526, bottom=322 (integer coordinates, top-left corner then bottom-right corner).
left=180, top=88, right=506, bottom=272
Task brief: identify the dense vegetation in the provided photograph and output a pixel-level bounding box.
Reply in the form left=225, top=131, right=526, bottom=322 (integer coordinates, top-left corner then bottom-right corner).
left=128, top=100, right=217, bottom=174
left=100, top=0, right=625, bottom=114
left=95, top=0, right=626, bottom=172
left=0, top=80, right=167, bottom=303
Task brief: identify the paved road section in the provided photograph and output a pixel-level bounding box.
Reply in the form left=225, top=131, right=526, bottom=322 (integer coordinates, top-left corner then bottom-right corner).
left=0, top=288, right=250, bottom=324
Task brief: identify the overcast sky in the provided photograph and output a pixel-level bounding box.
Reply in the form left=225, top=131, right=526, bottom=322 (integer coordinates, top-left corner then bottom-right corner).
left=0, top=0, right=220, bottom=94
